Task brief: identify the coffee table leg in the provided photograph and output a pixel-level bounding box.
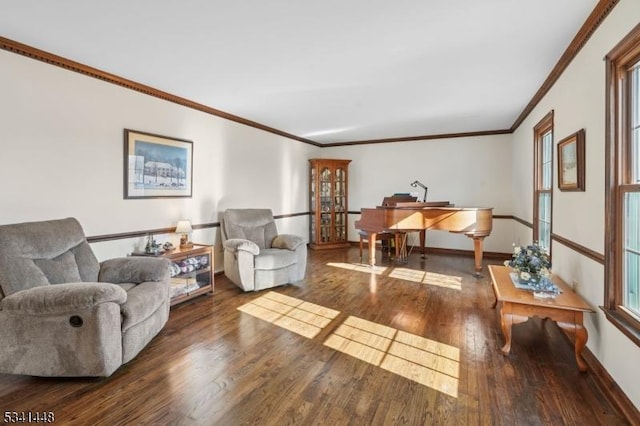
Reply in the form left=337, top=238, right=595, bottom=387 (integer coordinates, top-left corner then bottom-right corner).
left=558, top=321, right=589, bottom=372
left=500, top=311, right=513, bottom=354
left=500, top=306, right=529, bottom=355
left=574, top=325, right=589, bottom=372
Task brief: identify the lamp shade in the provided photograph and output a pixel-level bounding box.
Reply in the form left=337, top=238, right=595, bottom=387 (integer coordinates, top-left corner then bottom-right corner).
left=175, top=220, right=193, bottom=234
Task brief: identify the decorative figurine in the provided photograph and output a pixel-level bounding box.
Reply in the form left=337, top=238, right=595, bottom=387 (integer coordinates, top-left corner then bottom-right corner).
left=145, top=234, right=163, bottom=254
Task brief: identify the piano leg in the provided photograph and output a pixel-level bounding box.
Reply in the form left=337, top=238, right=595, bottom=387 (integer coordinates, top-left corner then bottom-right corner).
left=367, top=232, right=378, bottom=266
left=473, top=236, right=486, bottom=277
left=394, top=233, right=402, bottom=261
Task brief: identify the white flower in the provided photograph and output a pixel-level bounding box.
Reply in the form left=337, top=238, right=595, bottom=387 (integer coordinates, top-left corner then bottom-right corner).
left=509, top=242, right=552, bottom=280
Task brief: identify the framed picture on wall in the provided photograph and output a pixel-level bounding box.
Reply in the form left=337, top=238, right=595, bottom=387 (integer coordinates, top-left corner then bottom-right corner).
left=557, top=129, right=585, bottom=192
left=124, top=129, right=193, bottom=199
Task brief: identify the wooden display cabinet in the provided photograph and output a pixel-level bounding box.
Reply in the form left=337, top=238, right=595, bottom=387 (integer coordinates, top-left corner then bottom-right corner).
left=309, top=158, right=351, bottom=249
left=132, top=244, right=214, bottom=306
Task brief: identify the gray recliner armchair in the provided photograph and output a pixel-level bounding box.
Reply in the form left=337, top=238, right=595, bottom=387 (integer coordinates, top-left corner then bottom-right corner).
left=222, top=209, right=307, bottom=291
left=0, top=218, right=171, bottom=377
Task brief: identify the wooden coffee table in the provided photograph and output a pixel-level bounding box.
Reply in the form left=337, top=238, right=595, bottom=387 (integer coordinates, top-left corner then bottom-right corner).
left=488, top=265, right=595, bottom=372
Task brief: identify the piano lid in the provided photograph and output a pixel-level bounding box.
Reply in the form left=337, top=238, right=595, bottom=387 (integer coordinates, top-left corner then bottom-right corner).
left=381, top=194, right=451, bottom=208
left=388, top=201, right=453, bottom=208
left=381, top=194, right=417, bottom=206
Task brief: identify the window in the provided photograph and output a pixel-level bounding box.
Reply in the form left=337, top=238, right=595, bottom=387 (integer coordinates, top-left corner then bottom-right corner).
left=533, top=111, right=554, bottom=253
left=625, top=63, right=640, bottom=317
left=604, top=24, right=640, bottom=346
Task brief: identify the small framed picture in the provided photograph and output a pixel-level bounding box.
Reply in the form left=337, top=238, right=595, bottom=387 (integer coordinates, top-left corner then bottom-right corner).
left=557, top=129, right=585, bottom=191
left=124, top=129, right=193, bottom=199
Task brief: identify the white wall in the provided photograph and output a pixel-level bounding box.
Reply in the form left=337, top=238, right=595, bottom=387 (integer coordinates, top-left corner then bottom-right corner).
left=0, top=45, right=517, bottom=263
left=510, top=0, right=640, bottom=408
left=2, top=0, right=639, bottom=407
left=323, top=135, right=515, bottom=253
left=0, top=49, right=316, bottom=268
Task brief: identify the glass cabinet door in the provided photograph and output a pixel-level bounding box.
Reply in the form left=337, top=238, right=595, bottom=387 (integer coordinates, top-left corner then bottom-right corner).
left=310, top=166, right=317, bottom=243
left=320, top=167, right=332, bottom=243
left=309, top=159, right=351, bottom=249
left=334, top=167, right=347, bottom=242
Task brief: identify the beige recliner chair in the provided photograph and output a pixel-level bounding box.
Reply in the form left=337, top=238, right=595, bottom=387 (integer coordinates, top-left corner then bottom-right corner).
left=0, top=218, right=171, bottom=377
left=222, top=209, right=307, bottom=291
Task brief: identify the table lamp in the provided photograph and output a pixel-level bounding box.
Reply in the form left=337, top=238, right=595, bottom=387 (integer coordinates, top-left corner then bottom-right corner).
left=410, top=180, right=428, bottom=202
left=175, top=220, right=193, bottom=248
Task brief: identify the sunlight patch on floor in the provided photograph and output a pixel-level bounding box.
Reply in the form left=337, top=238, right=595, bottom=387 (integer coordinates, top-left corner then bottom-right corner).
left=324, top=315, right=460, bottom=398
left=326, top=262, right=388, bottom=275
left=324, top=316, right=395, bottom=365
left=238, top=292, right=340, bottom=338
left=388, top=268, right=462, bottom=290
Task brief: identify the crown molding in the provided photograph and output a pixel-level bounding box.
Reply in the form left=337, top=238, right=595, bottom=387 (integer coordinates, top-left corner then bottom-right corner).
left=0, top=36, right=321, bottom=147
left=509, top=0, right=619, bottom=132
left=319, top=128, right=512, bottom=147
left=0, top=0, right=619, bottom=145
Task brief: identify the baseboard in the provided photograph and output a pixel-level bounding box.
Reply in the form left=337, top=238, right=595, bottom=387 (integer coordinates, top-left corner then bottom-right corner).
left=561, top=331, right=640, bottom=424
left=417, top=246, right=510, bottom=261
left=348, top=241, right=511, bottom=261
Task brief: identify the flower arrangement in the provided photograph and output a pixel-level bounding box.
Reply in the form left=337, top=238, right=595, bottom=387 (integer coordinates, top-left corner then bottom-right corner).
left=504, top=242, right=551, bottom=283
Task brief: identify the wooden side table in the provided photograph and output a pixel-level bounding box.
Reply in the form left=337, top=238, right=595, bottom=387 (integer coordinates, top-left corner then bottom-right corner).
left=132, top=244, right=214, bottom=306
left=489, top=265, right=594, bottom=372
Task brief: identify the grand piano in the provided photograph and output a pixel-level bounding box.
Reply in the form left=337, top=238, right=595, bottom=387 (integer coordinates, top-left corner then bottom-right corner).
left=354, top=195, right=493, bottom=275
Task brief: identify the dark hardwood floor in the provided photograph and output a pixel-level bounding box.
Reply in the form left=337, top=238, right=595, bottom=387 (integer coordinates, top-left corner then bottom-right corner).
left=0, top=247, right=628, bottom=425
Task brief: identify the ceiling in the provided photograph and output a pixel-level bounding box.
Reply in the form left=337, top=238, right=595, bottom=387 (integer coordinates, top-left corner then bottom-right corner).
left=0, top=1, right=599, bottom=145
